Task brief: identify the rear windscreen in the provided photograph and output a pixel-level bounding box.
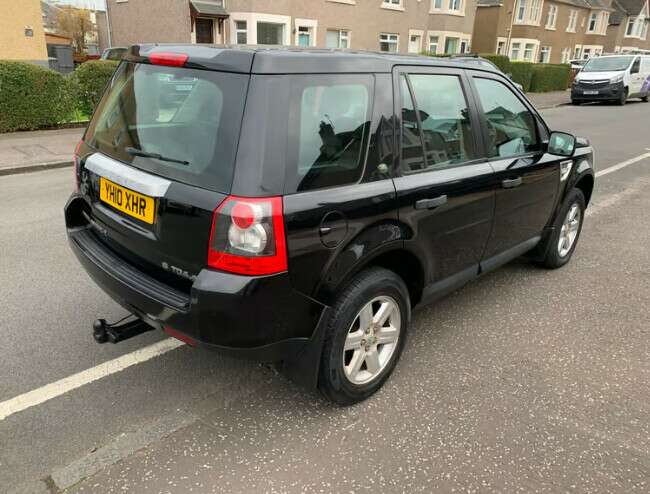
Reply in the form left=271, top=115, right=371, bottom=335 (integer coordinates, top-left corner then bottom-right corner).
left=85, top=62, right=249, bottom=193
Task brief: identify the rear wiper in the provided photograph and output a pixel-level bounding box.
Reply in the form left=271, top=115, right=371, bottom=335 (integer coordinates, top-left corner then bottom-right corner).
left=126, top=147, right=189, bottom=166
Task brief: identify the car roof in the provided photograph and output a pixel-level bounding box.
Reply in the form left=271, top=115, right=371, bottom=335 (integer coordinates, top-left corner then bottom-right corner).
left=124, top=44, right=500, bottom=75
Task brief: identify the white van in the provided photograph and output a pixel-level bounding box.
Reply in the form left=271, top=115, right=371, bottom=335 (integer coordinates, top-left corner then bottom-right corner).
left=571, top=54, right=650, bottom=105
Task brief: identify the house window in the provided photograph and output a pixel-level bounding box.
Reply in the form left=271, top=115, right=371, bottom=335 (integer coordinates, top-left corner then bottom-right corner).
left=431, top=0, right=443, bottom=9
left=538, top=46, right=551, bottom=63
left=379, top=33, right=399, bottom=52
left=257, top=22, right=284, bottom=45
left=561, top=47, right=571, bottom=63
left=546, top=5, right=558, bottom=29
left=511, top=42, right=521, bottom=60
left=326, top=29, right=349, bottom=48
left=587, top=12, right=598, bottom=33
left=516, top=0, right=527, bottom=22
left=444, top=37, right=460, bottom=54
left=448, top=0, right=462, bottom=11
left=235, top=20, right=247, bottom=44
left=429, top=35, right=439, bottom=53
left=530, top=0, right=542, bottom=23
left=567, top=10, right=578, bottom=32
left=582, top=47, right=591, bottom=59
left=382, top=0, right=403, bottom=8
left=523, top=43, right=535, bottom=61
left=497, top=40, right=506, bottom=54
left=383, top=0, right=401, bottom=4
left=642, top=21, right=648, bottom=39
left=574, top=45, right=582, bottom=58
left=600, top=12, right=609, bottom=34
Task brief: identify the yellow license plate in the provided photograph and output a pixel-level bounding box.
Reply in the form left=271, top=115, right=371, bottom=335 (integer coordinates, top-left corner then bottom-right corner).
left=99, top=177, right=155, bottom=224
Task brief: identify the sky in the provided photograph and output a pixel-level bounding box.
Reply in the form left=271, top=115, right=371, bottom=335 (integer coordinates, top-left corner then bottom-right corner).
left=48, top=0, right=107, bottom=11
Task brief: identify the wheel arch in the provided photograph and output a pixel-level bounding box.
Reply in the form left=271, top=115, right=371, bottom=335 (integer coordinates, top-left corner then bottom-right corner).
left=575, top=173, right=594, bottom=206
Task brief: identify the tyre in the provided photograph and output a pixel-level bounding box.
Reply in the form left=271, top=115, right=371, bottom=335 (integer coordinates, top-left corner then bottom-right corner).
left=318, top=267, right=410, bottom=405
left=617, top=88, right=628, bottom=106
left=642, top=93, right=649, bottom=102
left=539, top=188, right=586, bottom=269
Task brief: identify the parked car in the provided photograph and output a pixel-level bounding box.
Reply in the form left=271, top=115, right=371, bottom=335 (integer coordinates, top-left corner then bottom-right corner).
left=452, top=55, right=524, bottom=91
left=100, top=47, right=127, bottom=61
left=65, top=46, right=595, bottom=405
left=571, top=54, right=650, bottom=105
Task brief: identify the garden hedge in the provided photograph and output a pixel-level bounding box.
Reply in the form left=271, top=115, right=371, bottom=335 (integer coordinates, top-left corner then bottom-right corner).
left=70, top=60, right=119, bottom=116
left=508, top=61, right=535, bottom=92
left=0, top=61, right=77, bottom=133
left=529, top=63, right=571, bottom=92
left=479, top=54, right=511, bottom=74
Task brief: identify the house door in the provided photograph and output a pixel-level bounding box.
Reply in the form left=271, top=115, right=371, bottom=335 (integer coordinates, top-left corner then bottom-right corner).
left=408, top=35, right=421, bottom=53
left=196, top=18, right=214, bottom=44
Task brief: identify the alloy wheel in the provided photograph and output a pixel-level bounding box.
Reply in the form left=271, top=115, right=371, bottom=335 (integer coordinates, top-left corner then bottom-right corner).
left=558, top=203, right=581, bottom=258
left=342, top=296, right=401, bottom=385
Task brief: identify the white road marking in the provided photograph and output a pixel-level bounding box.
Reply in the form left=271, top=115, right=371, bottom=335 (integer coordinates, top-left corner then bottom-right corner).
left=0, top=338, right=185, bottom=421
left=1, top=150, right=649, bottom=423
left=595, top=152, right=650, bottom=178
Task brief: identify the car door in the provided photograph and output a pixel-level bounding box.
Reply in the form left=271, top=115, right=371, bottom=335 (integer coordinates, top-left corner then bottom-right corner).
left=629, top=56, right=643, bottom=96
left=467, top=71, right=560, bottom=263
left=393, top=66, right=495, bottom=294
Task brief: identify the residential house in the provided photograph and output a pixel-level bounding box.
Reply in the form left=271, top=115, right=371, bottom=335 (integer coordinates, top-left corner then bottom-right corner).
left=0, top=0, right=48, bottom=65
left=606, top=0, right=650, bottom=52
left=104, top=0, right=479, bottom=55
left=472, top=0, right=615, bottom=63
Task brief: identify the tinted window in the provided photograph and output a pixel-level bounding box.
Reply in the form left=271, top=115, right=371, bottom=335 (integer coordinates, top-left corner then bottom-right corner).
left=286, top=75, right=372, bottom=192
left=474, top=78, right=539, bottom=158
left=401, top=73, right=476, bottom=173
left=400, top=75, right=426, bottom=172
left=85, top=62, right=248, bottom=192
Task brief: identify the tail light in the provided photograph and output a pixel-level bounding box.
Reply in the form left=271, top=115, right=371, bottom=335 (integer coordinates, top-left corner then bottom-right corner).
left=73, top=140, right=82, bottom=191
left=208, top=196, right=287, bottom=276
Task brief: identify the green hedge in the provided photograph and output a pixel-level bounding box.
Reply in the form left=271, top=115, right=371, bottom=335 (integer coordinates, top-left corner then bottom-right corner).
left=70, top=60, right=118, bottom=116
left=529, top=63, right=571, bottom=92
left=0, top=61, right=77, bottom=133
left=479, top=54, right=511, bottom=74
left=509, top=61, right=535, bottom=92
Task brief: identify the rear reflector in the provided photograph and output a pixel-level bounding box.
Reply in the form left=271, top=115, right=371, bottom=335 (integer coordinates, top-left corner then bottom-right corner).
left=149, top=52, right=189, bottom=67
left=163, top=326, right=196, bottom=346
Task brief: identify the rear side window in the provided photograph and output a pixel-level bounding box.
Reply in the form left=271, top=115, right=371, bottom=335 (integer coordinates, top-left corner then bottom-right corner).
left=399, top=73, right=476, bottom=174
left=85, top=62, right=249, bottom=193
left=286, top=74, right=373, bottom=192
left=473, top=78, right=540, bottom=158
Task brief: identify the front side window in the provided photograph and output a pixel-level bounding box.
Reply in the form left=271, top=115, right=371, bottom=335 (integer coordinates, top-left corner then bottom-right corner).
left=474, top=78, right=540, bottom=159
left=399, top=73, right=476, bottom=174
left=379, top=33, right=399, bottom=52
left=286, top=75, right=372, bottom=192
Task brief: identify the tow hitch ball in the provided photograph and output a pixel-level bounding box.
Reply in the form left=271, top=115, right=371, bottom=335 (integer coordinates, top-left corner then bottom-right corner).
left=93, top=317, right=154, bottom=344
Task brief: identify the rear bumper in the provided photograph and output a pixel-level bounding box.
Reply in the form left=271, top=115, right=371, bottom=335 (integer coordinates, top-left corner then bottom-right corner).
left=65, top=195, right=326, bottom=363
left=571, top=82, right=624, bottom=101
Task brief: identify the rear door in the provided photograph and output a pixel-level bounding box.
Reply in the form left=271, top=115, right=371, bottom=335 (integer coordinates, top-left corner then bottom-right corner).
left=79, top=61, right=249, bottom=287
left=467, top=70, right=560, bottom=260
left=393, top=66, right=495, bottom=289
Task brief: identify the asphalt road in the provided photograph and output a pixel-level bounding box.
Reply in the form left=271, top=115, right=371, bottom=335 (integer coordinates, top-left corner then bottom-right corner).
left=1, top=101, right=649, bottom=493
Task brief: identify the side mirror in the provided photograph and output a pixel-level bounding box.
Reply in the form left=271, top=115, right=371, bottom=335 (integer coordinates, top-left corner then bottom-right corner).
left=548, top=131, right=576, bottom=157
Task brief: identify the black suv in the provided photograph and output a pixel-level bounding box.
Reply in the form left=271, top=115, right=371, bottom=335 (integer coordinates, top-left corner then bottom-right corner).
left=65, top=46, right=595, bottom=405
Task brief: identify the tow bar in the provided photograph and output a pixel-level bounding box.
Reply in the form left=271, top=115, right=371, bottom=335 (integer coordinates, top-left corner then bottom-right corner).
left=92, top=317, right=154, bottom=344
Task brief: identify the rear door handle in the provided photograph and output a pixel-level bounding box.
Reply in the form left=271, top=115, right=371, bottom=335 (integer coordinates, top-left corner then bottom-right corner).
left=502, top=177, right=523, bottom=189
left=415, top=195, right=447, bottom=210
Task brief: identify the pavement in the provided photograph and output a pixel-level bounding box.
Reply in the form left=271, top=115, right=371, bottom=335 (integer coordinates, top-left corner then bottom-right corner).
left=0, top=91, right=571, bottom=177
left=1, top=102, right=649, bottom=493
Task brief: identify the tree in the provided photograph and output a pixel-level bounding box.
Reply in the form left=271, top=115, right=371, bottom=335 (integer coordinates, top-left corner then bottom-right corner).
left=56, top=7, right=93, bottom=54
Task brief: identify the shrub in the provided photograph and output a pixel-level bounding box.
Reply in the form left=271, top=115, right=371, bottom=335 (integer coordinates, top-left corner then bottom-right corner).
left=479, top=53, right=511, bottom=74
left=70, top=60, right=118, bottom=116
left=509, top=61, right=535, bottom=92
left=0, top=61, right=77, bottom=133
left=529, top=64, right=571, bottom=92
